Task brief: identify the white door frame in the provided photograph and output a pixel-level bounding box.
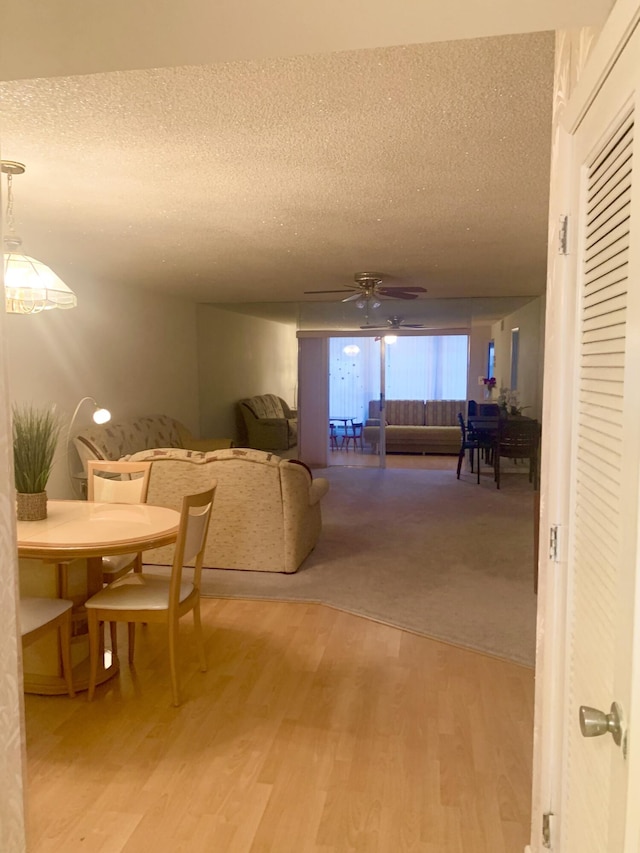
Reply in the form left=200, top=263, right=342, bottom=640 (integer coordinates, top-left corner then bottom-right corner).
left=530, top=2, right=640, bottom=850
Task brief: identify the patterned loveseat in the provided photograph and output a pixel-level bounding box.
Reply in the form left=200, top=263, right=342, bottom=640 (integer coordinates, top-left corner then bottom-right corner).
left=237, top=394, right=297, bottom=452
left=363, top=400, right=465, bottom=454
left=73, top=414, right=233, bottom=475
left=125, top=447, right=329, bottom=573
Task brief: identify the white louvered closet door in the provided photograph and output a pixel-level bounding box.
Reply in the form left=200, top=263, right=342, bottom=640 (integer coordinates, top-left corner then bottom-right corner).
left=560, top=20, right=640, bottom=853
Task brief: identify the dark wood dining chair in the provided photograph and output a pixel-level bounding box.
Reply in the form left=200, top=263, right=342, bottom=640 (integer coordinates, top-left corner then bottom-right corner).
left=329, top=422, right=340, bottom=450
left=457, top=412, right=481, bottom=483
left=343, top=421, right=363, bottom=452
left=493, top=419, right=541, bottom=489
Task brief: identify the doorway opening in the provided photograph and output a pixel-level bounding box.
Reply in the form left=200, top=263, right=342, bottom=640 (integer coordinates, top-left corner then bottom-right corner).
left=328, top=332, right=468, bottom=467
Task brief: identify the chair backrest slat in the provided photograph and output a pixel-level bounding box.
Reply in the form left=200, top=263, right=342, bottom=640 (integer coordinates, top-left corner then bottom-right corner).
left=170, top=487, right=216, bottom=608
left=182, top=506, right=212, bottom=565
left=497, top=419, right=540, bottom=456
left=87, top=460, right=152, bottom=504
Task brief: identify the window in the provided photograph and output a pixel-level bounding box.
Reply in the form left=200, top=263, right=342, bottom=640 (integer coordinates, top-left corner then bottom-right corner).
left=329, top=334, right=468, bottom=420
left=487, top=340, right=495, bottom=379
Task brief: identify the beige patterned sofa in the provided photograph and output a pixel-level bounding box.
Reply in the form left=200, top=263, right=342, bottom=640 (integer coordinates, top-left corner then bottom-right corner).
left=73, top=414, right=233, bottom=475
left=237, top=394, right=297, bottom=452
left=125, top=447, right=329, bottom=573
left=363, top=399, right=465, bottom=454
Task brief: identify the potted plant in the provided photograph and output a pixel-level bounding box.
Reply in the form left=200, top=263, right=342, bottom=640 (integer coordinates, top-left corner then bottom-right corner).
left=13, top=403, right=62, bottom=521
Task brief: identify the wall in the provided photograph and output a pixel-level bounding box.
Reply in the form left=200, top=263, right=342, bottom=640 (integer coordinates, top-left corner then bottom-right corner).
left=4, top=277, right=200, bottom=499
left=196, top=305, right=298, bottom=444
left=467, top=321, right=493, bottom=401
left=0, top=307, right=27, bottom=851
left=491, top=296, right=546, bottom=418
left=298, top=335, right=329, bottom=467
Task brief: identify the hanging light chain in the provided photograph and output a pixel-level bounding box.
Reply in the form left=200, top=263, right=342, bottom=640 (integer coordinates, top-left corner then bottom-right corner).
left=1, top=160, right=25, bottom=242
left=6, top=171, right=15, bottom=233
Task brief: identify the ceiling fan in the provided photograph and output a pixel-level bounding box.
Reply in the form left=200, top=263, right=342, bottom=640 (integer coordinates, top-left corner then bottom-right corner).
left=360, top=315, right=426, bottom=331
left=304, top=271, right=427, bottom=303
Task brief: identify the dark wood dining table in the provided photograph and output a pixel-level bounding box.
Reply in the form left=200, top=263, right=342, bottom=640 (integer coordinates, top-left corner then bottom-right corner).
left=329, top=416, right=356, bottom=449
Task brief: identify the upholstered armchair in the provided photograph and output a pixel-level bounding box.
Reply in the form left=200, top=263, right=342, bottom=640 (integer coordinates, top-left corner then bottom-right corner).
left=237, top=394, right=297, bottom=452
left=126, top=447, right=329, bottom=573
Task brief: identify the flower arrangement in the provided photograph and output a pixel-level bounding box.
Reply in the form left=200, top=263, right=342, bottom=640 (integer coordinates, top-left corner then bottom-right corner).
left=497, top=387, right=529, bottom=416
left=482, top=376, right=496, bottom=399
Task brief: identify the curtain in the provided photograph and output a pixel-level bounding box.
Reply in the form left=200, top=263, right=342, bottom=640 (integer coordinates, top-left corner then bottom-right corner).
left=329, top=334, right=468, bottom=421
left=329, top=337, right=377, bottom=424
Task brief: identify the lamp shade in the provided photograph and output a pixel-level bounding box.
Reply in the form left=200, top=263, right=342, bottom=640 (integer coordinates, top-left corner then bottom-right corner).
left=4, top=249, right=77, bottom=314
left=92, top=407, right=111, bottom=425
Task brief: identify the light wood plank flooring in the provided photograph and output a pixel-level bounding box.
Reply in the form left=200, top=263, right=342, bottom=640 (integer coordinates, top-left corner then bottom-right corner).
left=24, top=599, right=534, bottom=852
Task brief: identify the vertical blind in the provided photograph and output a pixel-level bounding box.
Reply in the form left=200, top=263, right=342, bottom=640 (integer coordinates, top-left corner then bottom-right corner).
left=329, top=334, right=468, bottom=422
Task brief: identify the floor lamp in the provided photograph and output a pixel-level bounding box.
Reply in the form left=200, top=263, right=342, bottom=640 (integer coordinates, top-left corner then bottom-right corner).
left=66, top=397, right=111, bottom=497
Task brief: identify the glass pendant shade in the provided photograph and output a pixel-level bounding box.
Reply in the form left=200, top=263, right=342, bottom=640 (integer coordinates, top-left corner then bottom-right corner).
left=2, top=159, right=77, bottom=315
left=4, top=248, right=77, bottom=314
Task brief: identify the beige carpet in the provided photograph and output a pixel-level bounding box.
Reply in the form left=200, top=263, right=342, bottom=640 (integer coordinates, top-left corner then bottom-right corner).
left=161, top=461, right=537, bottom=668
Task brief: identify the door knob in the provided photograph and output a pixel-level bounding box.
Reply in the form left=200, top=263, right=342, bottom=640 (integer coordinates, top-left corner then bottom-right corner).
left=579, top=702, right=623, bottom=746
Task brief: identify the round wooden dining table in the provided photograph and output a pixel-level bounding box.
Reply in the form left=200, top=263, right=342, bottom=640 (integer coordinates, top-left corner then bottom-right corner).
left=17, top=500, right=180, bottom=695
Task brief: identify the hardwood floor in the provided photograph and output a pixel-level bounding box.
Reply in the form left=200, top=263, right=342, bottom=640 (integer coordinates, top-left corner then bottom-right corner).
left=24, top=599, right=534, bottom=852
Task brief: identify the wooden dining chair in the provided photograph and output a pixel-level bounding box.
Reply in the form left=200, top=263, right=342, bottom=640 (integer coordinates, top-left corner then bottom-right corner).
left=87, top=460, right=153, bottom=655
left=329, top=421, right=340, bottom=450
left=457, top=412, right=481, bottom=483
left=493, top=419, right=541, bottom=489
left=343, top=420, right=363, bottom=452
left=20, top=597, right=75, bottom=697
left=87, top=460, right=152, bottom=583
left=85, top=487, right=216, bottom=706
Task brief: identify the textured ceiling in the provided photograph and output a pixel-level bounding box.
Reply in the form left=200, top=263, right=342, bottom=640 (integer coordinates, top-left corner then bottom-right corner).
left=0, top=0, right=612, bottom=81
left=1, top=31, right=555, bottom=318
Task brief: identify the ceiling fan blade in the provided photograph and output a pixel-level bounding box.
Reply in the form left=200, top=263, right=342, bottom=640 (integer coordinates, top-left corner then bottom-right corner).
left=304, top=288, right=358, bottom=294
left=378, top=286, right=427, bottom=294
left=359, top=324, right=387, bottom=329
left=342, top=292, right=367, bottom=303
left=381, top=291, right=419, bottom=300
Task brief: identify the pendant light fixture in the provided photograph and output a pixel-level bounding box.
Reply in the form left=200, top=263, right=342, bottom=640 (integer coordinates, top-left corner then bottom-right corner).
left=2, top=160, right=77, bottom=314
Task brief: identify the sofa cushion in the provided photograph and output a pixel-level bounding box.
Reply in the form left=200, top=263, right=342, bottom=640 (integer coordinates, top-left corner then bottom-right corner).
left=127, top=446, right=283, bottom=467
left=425, top=400, right=466, bottom=426
left=384, top=400, right=426, bottom=426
